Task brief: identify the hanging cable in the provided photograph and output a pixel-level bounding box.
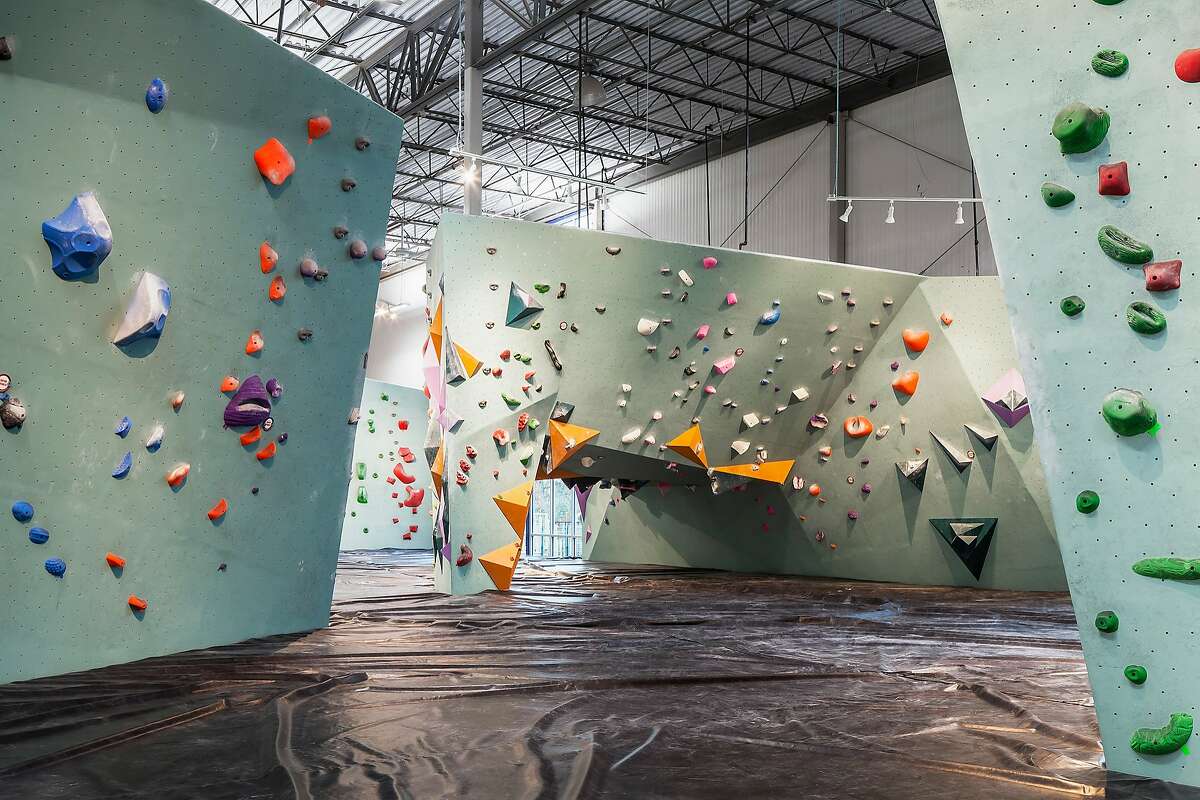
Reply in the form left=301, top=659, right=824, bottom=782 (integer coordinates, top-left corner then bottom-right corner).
left=739, top=12, right=751, bottom=250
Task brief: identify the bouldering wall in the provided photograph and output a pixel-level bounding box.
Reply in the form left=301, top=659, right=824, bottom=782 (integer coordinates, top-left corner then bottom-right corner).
left=0, top=0, right=403, bottom=684
left=937, top=0, right=1200, bottom=783
left=424, top=213, right=1064, bottom=595
left=340, top=381, right=433, bottom=550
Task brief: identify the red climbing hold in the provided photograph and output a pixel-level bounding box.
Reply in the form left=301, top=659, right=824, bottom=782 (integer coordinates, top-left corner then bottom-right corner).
left=403, top=487, right=425, bottom=508
left=307, top=115, right=332, bottom=143
left=269, top=275, right=286, bottom=302
left=128, top=595, right=148, bottom=612
left=398, top=419, right=409, bottom=431
left=1145, top=260, right=1182, bottom=292
left=245, top=330, right=264, bottom=355
left=393, top=463, right=416, bottom=484
left=220, top=375, right=240, bottom=393
left=207, top=498, right=228, bottom=521
left=239, top=427, right=261, bottom=446
left=1098, top=161, right=1130, bottom=196
left=259, top=241, right=278, bottom=274
left=166, top=463, right=191, bottom=488
left=256, top=442, right=277, bottom=461
left=901, top=329, right=930, bottom=353
left=105, top=552, right=126, bottom=569
left=1176, top=49, right=1200, bottom=82
left=253, top=137, right=295, bottom=185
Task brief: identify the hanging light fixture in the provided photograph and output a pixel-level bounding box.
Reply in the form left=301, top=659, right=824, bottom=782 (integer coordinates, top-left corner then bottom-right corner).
left=954, top=200, right=965, bottom=225
left=838, top=200, right=853, bottom=223
left=884, top=200, right=895, bottom=224
left=578, top=73, right=608, bottom=108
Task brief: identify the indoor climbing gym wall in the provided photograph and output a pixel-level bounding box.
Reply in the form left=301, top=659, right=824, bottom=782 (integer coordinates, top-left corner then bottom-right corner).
left=938, top=0, right=1200, bottom=783
left=423, top=214, right=1065, bottom=596
left=340, top=381, right=433, bottom=550
left=0, top=0, right=403, bottom=684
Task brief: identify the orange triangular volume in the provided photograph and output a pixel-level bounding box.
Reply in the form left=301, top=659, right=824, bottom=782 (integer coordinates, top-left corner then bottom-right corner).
left=542, top=466, right=581, bottom=480
left=493, top=481, right=533, bottom=539
left=429, top=299, right=444, bottom=363
left=430, top=439, right=446, bottom=499
left=548, top=420, right=600, bottom=471
left=713, top=459, right=795, bottom=484
left=452, top=341, right=482, bottom=378
left=665, top=424, right=708, bottom=468
left=479, top=540, right=522, bottom=591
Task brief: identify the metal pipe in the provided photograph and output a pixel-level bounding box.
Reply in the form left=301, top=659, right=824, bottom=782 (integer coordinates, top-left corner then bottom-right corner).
left=449, top=149, right=645, bottom=194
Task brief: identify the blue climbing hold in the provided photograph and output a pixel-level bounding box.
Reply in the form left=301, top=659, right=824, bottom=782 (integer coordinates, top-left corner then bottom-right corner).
left=115, top=416, right=132, bottom=437
left=28, top=527, right=48, bottom=544
left=42, top=192, right=113, bottom=280
left=759, top=305, right=781, bottom=326
left=145, top=78, right=168, bottom=113
left=11, top=500, right=33, bottom=522
left=44, top=558, right=66, bottom=577
left=112, top=451, right=133, bottom=479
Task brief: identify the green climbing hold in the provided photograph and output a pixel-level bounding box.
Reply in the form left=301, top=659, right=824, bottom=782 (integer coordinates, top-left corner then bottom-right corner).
left=518, top=354, right=532, bottom=365
left=1092, top=49, right=1129, bottom=77
left=502, top=393, right=521, bottom=408
left=1124, top=665, right=1148, bottom=685
left=1132, top=557, right=1200, bottom=581
left=1098, top=225, right=1154, bottom=264
left=1102, top=388, right=1158, bottom=436
left=356, top=462, right=366, bottom=480
left=356, top=487, right=368, bottom=504
left=380, top=393, right=389, bottom=400
left=1095, top=610, right=1119, bottom=633
left=533, top=283, right=551, bottom=294
left=1092, top=0, right=1125, bottom=4
left=1052, top=102, right=1110, bottom=154
left=1060, top=295, right=1085, bottom=317
left=1130, top=713, right=1193, bottom=755
left=1126, top=301, right=1167, bottom=335
left=1076, top=490, right=1100, bottom=513
left=1041, top=182, right=1076, bottom=208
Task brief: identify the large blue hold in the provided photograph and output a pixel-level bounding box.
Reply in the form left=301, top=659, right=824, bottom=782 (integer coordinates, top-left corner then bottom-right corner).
left=145, top=78, right=168, bottom=113
left=42, top=192, right=113, bottom=280
left=44, top=558, right=67, bottom=577
left=11, top=500, right=33, bottom=522
left=112, top=451, right=133, bottom=479
left=28, top=527, right=49, bottom=545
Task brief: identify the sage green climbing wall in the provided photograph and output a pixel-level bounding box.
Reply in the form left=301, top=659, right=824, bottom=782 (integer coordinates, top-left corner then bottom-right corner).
left=340, top=381, right=432, bottom=550
left=937, top=0, right=1200, bottom=783
left=425, top=214, right=1064, bottom=595
left=0, top=0, right=403, bottom=684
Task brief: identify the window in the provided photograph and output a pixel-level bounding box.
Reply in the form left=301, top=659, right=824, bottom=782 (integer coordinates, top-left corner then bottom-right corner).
left=526, top=480, right=584, bottom=559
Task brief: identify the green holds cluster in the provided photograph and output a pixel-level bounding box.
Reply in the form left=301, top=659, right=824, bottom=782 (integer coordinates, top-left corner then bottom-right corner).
left=1095, top=610, right=1119, bottom=633
left=1133, top=557, right=1200, bottom=581
left=1124, top=664, right=1148, bottom=685
left=1098, top=225, right=1154, bottom=264
left=1060, top=295, right=1085, bottom=317
left=533, top=283, right=551, bottom=294
left=1130, top=713, right=1193, bottom=755
left=1076, top=490, right=1100, bottom=513
left=1126, top=301, right=1167, bottom=335
left=1102, top=388, right=1158, bottom=436
left=1092, top=49, right=1129, bottom=77
left=1041, top=182, right=1075, bottom=208
left=1052, top=102, right=1110, bottom=154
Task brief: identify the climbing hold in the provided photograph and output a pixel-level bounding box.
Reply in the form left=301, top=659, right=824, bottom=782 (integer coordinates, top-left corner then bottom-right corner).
left=256, top=441, right=277, bottom=461
left=1102, top=388, right=1158, bottom=436
left=456, top=544, right=473, bottom=566
left=253, top=137, right=295, bottom=185
left=44, top=558, right=66, bottom=578
left=145, top=77, right=168, bottom=112
left=808, top=484, right=821, bottom=497
left=0, top=36, right=10, bottom=60
left=621, top=427, right=643, bottom=444
left=403, top=487, right=425, bottom=508
left=939, top=311, right=953, bottom=326
left=1144, top=260, right=1182, bottom=292
left=1095, top=610, right=1119, bottom=633
left=113, top=272, right=172, bottom=346
left=106, top=552, right=125, bottom=569
left=896, top=459, right=928, bottom=491
left=1076, top=490, right=1100, bottom=513
left=0, top=396, right=25, bottom=430
left=11, top=501, right=33, bottom=522
left=759, top=306, right=781, bottom=325
left=223, top=375, right=272, bottom=427
left=931, top=432, right=974, bottom=472
left=1092, top=49, right=1129, bottom=77
left=809, top=413, right=829, bottom=430
left=1041, top=182, right=1076, bottom=208
left=220, top=376, right=240, bottom=393
left=299, top=257, right=327, bottom=280
left=725, top=292, right=738, bottom=306
left=341, top=178, right=357, bottom=192
left=1051, top=102, right=1110, bottom=154
left=1176, top=49, right=1200, bottom=82
left=695, top=324, right=710, bottom=339
left=982, top=369, right=1031, bottom=427
left=259, top=241, right=278, bottom=273
left=702, top=256, right=718, bottom=269
left=1060, top=295, right=1085, bottom=317
left=533, top=283, right=551, bottom=294
left=28, top=527, right=48, bottom=545
left=245, top=330, right=265, bottom=354
left=713, top=355, right=736, bottom=374
left=506, top=282, right=543, bottom=326
left=492, top=428, right=510, bottom=446
left=371, top=245, right=387, bottom=262
left=843, top=416, right=874, bottom=438
left=128, top=595, right=148, bottom=612
left=115, top=416, right=133, bottom=438
left=348, top=240, right=367, bottom=259
left=207, top=498, right=228, bottom=521
left=1132, top=558, right=1200, bottom=581
left=266, top=378, right=283, bottom=398
left=112, top=452, right=133, bottom=479
left=637, top=318, right=660, bottom=336
left=930, top=518, right=997, bottom=579
left=1098, top=225, right=1153, bottom=264
left=1124, top=665, right=1148, bottom=685
left=965, top=424, right=998, bottom=450
left=901, top=329, right=929, bottom=352
left=355, top=136, right=370, bottom=150
left=166, top=463, right=190, bottom=487
left=42, top=192, right=113, bottom=280
left=1098, top=161, right=1130, bottom=196
left=891, top=370, right=919, bottom=396
left=1130, top=713, right=1193, bottom=755
left=1126, top=301, right=1166, bottom=335
left=332, top=226, right=349, bottom=240
left=297, top=328, right=313, bottom=341
left=239, top=427, right=261, bottom=446
left=307, top=115, right=332, bottom=142
left=269, top=275, right=286, bottom=302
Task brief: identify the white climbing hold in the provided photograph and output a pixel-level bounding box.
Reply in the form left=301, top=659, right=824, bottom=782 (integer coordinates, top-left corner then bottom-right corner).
left=875, top=425, right=891, bottom=440
left=637, top=318, right=659, bottom=336
left=678, top=270, right=694, bottom=286
left=817, top=290, right=834, bottom=303
left=621, top=427, right=643, bottom=444
left=790, top=387, right=810, bottom=404
left=741, top=412, right=760, bottom=430
left=620, top=383, right=632, bottom=393
left=643, top=434, right=656, bottom=445
left=651, top=410, right=663, bottom=421
left=731, top=440, right=750, bottom=456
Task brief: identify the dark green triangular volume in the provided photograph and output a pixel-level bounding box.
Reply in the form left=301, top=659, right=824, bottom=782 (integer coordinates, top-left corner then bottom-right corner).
left=930, top=518, right=998, bottom=580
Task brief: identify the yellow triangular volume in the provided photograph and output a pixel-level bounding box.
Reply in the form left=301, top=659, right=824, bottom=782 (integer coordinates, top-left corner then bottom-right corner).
left=428, top=299, right=444, bottom=363
left=493, top=481, right=533, bottom=538
left=479, top=540, right=522, bottom=591
left=430, top=439, right=446, bottom=499
left=548, top=420, right=600, bottom=471
left=713, top=459, right=795, bottom=484
left=666, top=424, right=708, bottom=468
left=452, top=341, right=482, bottom=378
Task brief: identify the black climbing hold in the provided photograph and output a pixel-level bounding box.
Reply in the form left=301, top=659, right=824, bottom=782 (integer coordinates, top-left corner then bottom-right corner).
left=0, top=36, right=11, bottom=61
left=333, top=225, right=349, bottom=239
left=355, top=136, right=370, bottom=151
left=340, top=178, right=357, bottom=192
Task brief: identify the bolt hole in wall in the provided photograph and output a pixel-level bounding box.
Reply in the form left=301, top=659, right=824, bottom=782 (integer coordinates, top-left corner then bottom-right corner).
left=526, top=479, right=584, bottom=559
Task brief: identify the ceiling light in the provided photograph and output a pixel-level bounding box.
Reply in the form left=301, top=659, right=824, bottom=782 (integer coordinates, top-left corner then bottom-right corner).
left=884, top=200, right=895, bottom=225
left=954, top=201, right=965, bottom=225
left=578, top=74, right=607, bottom=108
left=838, top=200, right=853, bottom=223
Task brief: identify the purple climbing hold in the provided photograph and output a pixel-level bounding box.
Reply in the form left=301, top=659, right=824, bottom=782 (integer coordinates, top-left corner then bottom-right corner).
left=223, top=375, right=272, bottom=427
left=371, top=245, right=387, bottom=262
left=42, top=192, right=113, bottom=280
left=265, top=377, right=283, bottom=398
left=44, top=558, right=66, bottom=577
left=299, top=258, right=328, bottom=281
left=348, top=240, right=368, bottom=259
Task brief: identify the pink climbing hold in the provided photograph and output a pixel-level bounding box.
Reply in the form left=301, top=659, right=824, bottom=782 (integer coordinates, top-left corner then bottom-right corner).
left=713, top=355, right=736, bottom=374
left=725, top=292, right=738, bottom=306
left=695, top=324, right=710, bottom=340
left=393, top=463, right=416, bottom=484
left=704, top=385, right=716, bottom=394
left=702, top=256, right=718, bottom=269
left=1144, top=260, right=1182, bottom=292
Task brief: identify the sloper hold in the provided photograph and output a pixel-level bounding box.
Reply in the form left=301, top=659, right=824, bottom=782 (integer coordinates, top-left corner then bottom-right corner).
left=549, top=420, right=599, bottom=471
left=930, top=518, right=998, bottom=580
left=506, top=282, right=544, bottom=326
left=253, top=137, right=295, bottom=185
left=493, top=482, right=534, bottom=537
left=712, top=459, right=795, bottom=484
left=896, top=459, right=928, bottom=491
left=112, top=272, right=171, bottom=346
left=964, top=424, right=999, bottom=451
left=1051, top=102, right=1109, bottom=155
left=43, top=192, right=113, bottom=280
left=981, top=368, right=1031, bottom=427
left=665, top=424, right=708, bottom=468
left=479, top=540, right=523, bottom=591
left=931, top=432, right=974, bottom=472
left=1040, top=182, right=1075, bottom=208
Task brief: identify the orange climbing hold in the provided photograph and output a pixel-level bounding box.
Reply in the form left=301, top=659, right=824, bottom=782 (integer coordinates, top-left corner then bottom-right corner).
left=843, top=416, right=874, bottom=438
left=665, top=423, right=709, bottom=468
left=259, top=241, right=278, bottom=273
left=269, top=275, right=286, bottom=302
left=808, top=484, right=821, bottom=497
left=902, top=328, right=930, bottom=352
left=105, top=552, right=126, bottom=569
left=245, top=330, right=264, bottom=355
left=939, top=312, right=953, bottom=326
left=713, top=459, right=795, bottom=484
left=166, top=463, right=190, bottom=488
left=128, top=595, right=148, bottom=612
left=892, top=370, right=920, bottom=396
left=307, top=115, right=332, bottom=143
left=239, top=427, right=261, bottom=446
left=548, top=420, right=600, bottom=471
left=253, top=137, right=295, bottom=185
left=207, top=498, right=228, bottom=521
left=220, top=376, right=240, bottom=393
left=256, top=441, right=277, bottom=461
left=493, top=482, right=534, bottom=537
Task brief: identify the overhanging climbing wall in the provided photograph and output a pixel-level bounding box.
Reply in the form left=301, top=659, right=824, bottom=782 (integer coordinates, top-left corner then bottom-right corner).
left=0, top=1, right=403, bottom=684
left=937, top=0, right=1200, bottom=782
left=424, top=214, right=1064, bottom=595
left=340, top=381, right=433, bottom=550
